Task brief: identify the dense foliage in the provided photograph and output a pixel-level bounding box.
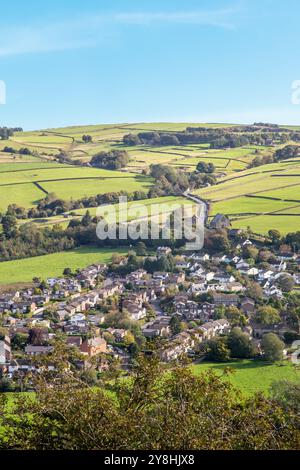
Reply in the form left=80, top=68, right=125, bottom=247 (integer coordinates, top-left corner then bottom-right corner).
left=91, top=150, right=129, bottom=170
left=123, top=124, right=297, bottom=149
left=0, top=346, right=298, bottom=450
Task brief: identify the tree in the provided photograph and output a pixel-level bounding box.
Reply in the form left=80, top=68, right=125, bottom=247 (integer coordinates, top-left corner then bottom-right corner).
left=246, top=281, right=263, bottom=301
left=270, top=380, right=300, bottom=414
left=227, top=328, right=257, bottom=359
left=0, top=348, right=299, bottom=450
left=63, top=267, right=72, bottom=276
left=28, top=328, right=45, bottom=346
left=11, top=333, right=28, bottom=351
left=91, top=150, right=129, bottom=170
left=82, top=135, right=92, bottom=143
left=1, top=214, right=17, bottom=238
left=225, top=306, right=247, bottom=327
left=268, top=229, right=281, bottom=244
left=81, top=210, right=92, bottom=227
left=196, top=161, right=215, bottom=174
left=206, top=337, right=230, bottom=362
left=243, top=245, right=259, bottom=261
left=170, top=315, right=182, bottom=335
left=277, top=275, right=295, bottom=293
left=254, top=306, right=281, bottom=326
left=135, top=241, right=147, bottom=256
left=261, top=333, right=285, bottom=362
left=124, top=331, right=135, bottom=346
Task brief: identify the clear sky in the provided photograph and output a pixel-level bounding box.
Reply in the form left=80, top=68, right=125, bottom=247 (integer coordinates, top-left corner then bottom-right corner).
left=1, top=0, right=300, bottom=130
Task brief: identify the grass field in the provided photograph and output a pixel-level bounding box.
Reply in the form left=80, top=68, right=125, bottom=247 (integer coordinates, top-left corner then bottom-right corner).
left=0, top=161, right=154, bottom=210
left=210, top=196, right=297, bottom=216
left=192, top=360, right=300, bottom=396
left=2, top=123, right=299, bottom=236
left=197, top=158, right=300, bottom=235
left=17, top=196, right=194, bottom=229
left=231, top=214, right=300, bottom=235
left=0, top=247, right=126, bottom=285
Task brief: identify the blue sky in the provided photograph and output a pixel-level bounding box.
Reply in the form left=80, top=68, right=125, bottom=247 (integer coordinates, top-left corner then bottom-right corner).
left=1, top=0, right=300, bottom=130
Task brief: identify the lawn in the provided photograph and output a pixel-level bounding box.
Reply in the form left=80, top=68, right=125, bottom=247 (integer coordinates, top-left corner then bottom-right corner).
left=192, top=360, right=300, bottom=396
left=0, top=247, right=127, bottom=285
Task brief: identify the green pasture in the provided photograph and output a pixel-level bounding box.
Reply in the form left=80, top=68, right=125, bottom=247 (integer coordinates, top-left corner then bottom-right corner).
left=192, top=360, right=300, bottom=396
left=0, top=247, right=126, bottom=285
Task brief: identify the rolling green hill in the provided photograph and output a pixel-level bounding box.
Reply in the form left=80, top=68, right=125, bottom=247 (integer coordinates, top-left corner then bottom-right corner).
left=1, top=122, right=300, bottom=236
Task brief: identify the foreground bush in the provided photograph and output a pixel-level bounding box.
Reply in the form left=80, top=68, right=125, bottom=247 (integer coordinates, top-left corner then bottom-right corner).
left=0, top=352, right=299, bottom=450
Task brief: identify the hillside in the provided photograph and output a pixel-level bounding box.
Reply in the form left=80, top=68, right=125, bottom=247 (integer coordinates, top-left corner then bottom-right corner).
left=0, top=122, right=300, bottom=236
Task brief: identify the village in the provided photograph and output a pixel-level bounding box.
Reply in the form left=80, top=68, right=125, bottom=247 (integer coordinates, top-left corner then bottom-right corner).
left=0, top=214, right=300, bottom=387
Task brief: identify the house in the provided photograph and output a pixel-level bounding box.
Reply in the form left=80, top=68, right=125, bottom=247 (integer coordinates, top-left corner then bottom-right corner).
left=224, top=282, right=244, bottom=293
left=190, top=282, right=206, bottom=294
left=210, top=214, right=231, bottom=230
left=142, top=317, right=171, bottom=338
left=166, top=273, right=185, bottom=285
left=264, top=285, right=284, bottom=299
left=80, top=337, right=107, bottom=357
left=293, top=274, right=300, bottom=285
left=69, top=313, right=86, bottom=325
left=257, top=270, right=275, bottom=282
left=214, top=273, right=235, bottom=284
left=245, top=267, right=259, bottom=277
left=25, top=345, right=53, bottom=356
left=198, top=302, right=215, bottom=321
left=159, top=331, right=195, bottom=362
left=127, top=269, right=147, bottom=281
left=175, top=300, right=200, bottom=320
left=106, top=328, right=128, bottom=342
left=205, top=272, right=215, bottom=282
left=200, top=319, right=230, bottom=340
left=0, top=336, right=11, bottom=366
left=189, top=252, right=210, bottom=262
left=175, top=260, right=191, bottom=270
left=242, top=239, right=253, bottom=247
left=88, top=314, right=105, bottom=325
left=236, top=260, right=250, bottom=271
left=11, top=301, right=37, bottom=314
left=67, top=336, right=83, bottom=348
left=124, top=303, right=147, bottom=321
left=212, top=292, right=239, bottom=306
left=153, top=272, right=169, bottom=281
left=240, top=298, right=256, bottom=315
left=157, top=246, right=172, bottom=257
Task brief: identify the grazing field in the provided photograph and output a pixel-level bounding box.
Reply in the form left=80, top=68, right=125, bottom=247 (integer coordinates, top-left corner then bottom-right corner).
left=0, top=161, right=154, bottom=211
left=192, top=360, right=300, bottom=396
left=0, top=183, right=45, bottom=211
left=18, top=196, right=195, bottom=229
left=4, top=123, right=245, bottom=167
left=126, top=145, right=258, bottom=174
left=210, top=196, right=296, bottom=216
left=197, top=158, right=300, bottom=235
left=40, top=175, right=153, bottom=201
left=2, top=123, right=300, bottom=236
left=0, top=247, right=126, bottom=285
left=231, top=214, right=300, bottom=235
